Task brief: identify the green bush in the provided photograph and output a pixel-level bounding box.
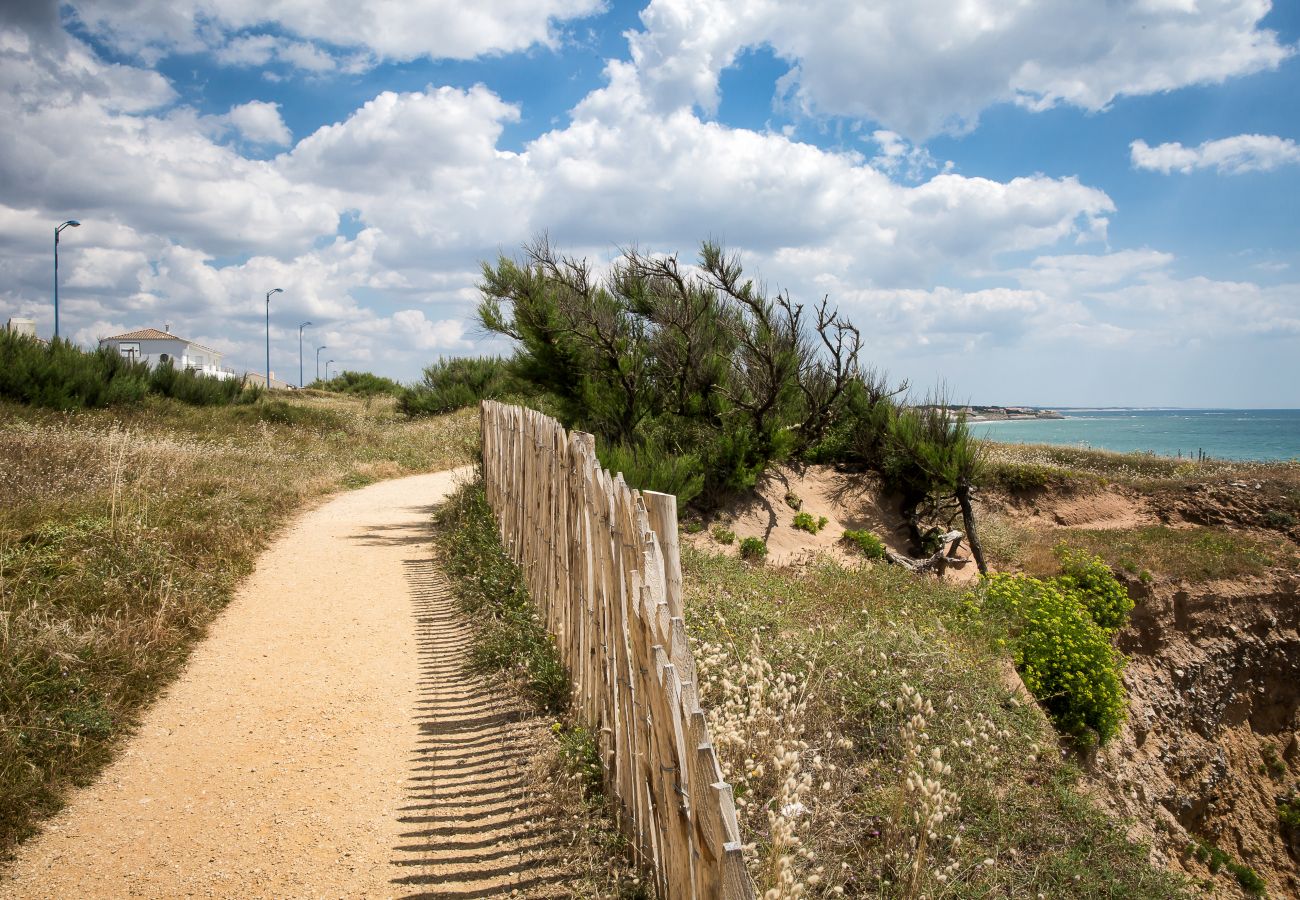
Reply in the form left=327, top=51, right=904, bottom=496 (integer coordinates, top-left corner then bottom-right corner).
left=149, top=360, right=258, bottom=406
left=1279, top=794, right=1300, bottom=829
left=987, top=461, right=1057, bottom=493
left=397, top=356, right=522, bottom=417
left=1264, top=508, right=1297, bottom=529
left=597, top=439, right=705, bottom=505
left=1053, top=545, right=1134, bottom=632
left=1189, top=839, right=1265, bottom=896
left=841, top=529, right=887, bottom=560
left=792, top=511, right=828, bottom=534
left=739, top=537, right=767, bottom=562
left=980, top=573, right=1128, bottom=743
left=711, top=526, right=736, bottom=544
left=0, top=331, right=256, bottom=409
left=313, top=370, right=403, bottom=396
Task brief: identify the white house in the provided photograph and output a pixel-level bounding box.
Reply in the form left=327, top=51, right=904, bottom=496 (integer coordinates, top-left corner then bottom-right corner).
left=99, top=327, right=237, bottom=381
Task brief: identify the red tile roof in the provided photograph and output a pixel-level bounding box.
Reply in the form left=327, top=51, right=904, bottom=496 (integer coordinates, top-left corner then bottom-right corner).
left=100, top=328, right=220, bottom=356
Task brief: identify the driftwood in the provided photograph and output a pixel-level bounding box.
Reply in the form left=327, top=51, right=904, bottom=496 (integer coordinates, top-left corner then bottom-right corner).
left=885, top=530, right=966, bottom=576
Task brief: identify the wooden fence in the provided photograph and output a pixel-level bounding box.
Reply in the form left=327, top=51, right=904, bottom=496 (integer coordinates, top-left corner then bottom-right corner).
left=480, top=401, right=754, bottom=900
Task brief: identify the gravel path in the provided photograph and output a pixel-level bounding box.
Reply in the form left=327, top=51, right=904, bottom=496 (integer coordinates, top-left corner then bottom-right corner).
left=1, top=467, right=567, bottom=898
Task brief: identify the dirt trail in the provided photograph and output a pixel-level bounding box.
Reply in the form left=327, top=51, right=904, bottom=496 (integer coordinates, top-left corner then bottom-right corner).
left=2, top=467, right=567, bottom=898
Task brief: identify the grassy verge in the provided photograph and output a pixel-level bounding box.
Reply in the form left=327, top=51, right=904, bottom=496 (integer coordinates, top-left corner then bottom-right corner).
left=0, top=393, right=477, bottom=858
left=983, top=440, right=1300, bottom=487
left=983, top=515, right=1296, bottom=584
left=432, top=477, right=649, bottom=897
left=684, top=548, right=1188, bottom=898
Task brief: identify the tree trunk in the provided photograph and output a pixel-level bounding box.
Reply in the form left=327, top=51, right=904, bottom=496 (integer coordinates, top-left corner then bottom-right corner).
left=956, top=483, right=988, bottom=575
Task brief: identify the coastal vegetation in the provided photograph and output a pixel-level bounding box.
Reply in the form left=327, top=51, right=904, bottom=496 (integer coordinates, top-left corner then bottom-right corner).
left=309, top=369, right=403, bottom=396
left=0, top=393, right=476, bottom=857
left=475, top=237, right=988, bottom=568
left=0, top=330, right=261, bottom=410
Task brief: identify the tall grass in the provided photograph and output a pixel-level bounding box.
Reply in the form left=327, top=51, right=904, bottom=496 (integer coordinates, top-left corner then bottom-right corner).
left=684, top=547, right=1188, bottom=898
left=0, top=394, right=477, bottom=857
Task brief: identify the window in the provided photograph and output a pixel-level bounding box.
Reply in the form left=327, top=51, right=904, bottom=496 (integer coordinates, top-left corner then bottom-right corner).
left=118, top=342, right=140, bottom=362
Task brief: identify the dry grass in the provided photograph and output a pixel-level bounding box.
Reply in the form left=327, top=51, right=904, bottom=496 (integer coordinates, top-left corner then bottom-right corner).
left=983, top=441, right=1300, bottom=485
left=0, top=393, right=477, bottom=857
left=683, top=549, right=1188, bottom=898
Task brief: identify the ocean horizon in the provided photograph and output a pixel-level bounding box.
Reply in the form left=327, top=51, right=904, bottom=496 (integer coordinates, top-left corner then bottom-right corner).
left=975, top=408, right=1300, bottom=462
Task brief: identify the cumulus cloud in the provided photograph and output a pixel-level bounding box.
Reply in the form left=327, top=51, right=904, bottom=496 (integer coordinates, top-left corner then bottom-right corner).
left=3, top=9, right=1292, bottom=397
left=226, top=100, right=292, bottom=145
left=66, top=0, right=605, bottom=66
left=1130, top=134, right=1300, bottom=175
left=627, top=0, right=1291, bottom=138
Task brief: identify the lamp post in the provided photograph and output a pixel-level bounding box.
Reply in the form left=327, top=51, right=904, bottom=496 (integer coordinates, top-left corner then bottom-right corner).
left=298, top=321, right=312, bottom=388
left=264, top=287, right=283, bottom=387
left=326, top=359, right=335, bottom=381
left=316, top=345, right=327, bottom=383
left=54, top=220, right=80, bottom=340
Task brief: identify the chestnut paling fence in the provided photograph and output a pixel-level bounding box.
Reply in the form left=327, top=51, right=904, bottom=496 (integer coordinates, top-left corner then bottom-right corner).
left=480, top=400, right=754, bottom=900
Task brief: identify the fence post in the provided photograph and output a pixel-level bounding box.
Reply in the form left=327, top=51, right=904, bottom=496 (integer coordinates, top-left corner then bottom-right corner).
left=478, top=402, right=755, bottom=900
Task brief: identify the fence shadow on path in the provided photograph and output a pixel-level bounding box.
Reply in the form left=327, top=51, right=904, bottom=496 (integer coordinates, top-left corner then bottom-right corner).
left=391, top=557, right=571, bottom=899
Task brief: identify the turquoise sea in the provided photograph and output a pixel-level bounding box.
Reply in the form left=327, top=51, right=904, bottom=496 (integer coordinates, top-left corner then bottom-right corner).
left=975, top=409, right=1300, bottom=462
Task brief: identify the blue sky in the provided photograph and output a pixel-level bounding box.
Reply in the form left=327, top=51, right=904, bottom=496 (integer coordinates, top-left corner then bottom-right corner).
left=2, top=0, right=1298, bottom=405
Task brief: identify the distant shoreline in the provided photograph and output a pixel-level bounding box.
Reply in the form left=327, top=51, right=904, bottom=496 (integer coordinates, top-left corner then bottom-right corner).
left=957, top=405, right=1064, bottom=422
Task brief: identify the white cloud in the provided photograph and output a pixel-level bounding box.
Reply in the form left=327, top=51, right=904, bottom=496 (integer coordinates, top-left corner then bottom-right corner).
left=226, top=100, right=292, bottom=145
left=67, top=0, right=605, bottom=65
left=627, top=0, right=1292, bottom=138
left=213, top=34, right=336, bottom=73
left=3, top=13, right=1293, bottom=402
left=1130, top=134, right=1300, bottom=175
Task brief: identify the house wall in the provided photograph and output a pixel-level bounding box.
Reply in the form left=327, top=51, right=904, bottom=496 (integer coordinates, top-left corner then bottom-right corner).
left=100, top=338, right=230, bottom=378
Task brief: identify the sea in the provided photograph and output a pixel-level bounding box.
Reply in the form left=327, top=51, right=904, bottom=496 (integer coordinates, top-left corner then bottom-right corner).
left=974, top=409, right=1300, bottom=463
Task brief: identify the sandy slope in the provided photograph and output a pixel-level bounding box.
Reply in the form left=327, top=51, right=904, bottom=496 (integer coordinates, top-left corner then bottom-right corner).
left=0, top=466, right=566, bottom=898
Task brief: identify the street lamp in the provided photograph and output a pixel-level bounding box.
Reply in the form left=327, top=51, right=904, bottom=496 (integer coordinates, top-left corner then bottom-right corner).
left=298, top=321, right=312, bottom=388
left=326, top=359, right=335, bottom=381
left=54, top=220, right=80, bottom=340
left=316, top=345, right=327, bottom=383
left=264, top=287, right=283, bottom=387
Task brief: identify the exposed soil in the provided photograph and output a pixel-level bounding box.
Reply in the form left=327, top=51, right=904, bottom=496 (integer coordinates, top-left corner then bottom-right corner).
left=692, top=467, right=1300, bottom=895
left=684, top=463, right=979, bottom=581
left=1088, top=571, right=1300, bottom=897
left=0, top=468, right=574, bottom=898
left=1000, top=485, right=1159, bottom=530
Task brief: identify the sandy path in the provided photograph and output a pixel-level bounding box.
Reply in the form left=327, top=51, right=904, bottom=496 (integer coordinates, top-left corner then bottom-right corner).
left=0, top=466, right=566, bottom=898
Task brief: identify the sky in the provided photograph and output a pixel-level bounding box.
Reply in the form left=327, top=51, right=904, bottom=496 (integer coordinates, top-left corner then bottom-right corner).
left=1, top=0, right=1297, bottom=406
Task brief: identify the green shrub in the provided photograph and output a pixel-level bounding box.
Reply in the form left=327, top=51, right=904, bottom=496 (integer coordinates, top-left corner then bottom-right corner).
left=792, top=512, right=828, bottom=534
left=1053, top=545, right=1134, bottom=632
left=0, top=331, right=256, bottom=409
left=979, top=573, right=1127, bottom=743
left=739, top=537, right=767, bottom=562
left=711, top=526, right=736, bottom=544
left=987, top=461, right=1056, bottom=493
left=313, top=370, right=403, bottom=396
left=1279, top=794, right=1300, bottom=829
left=397, top=356, right=522, bottom=417
left=841, top=529, right=887, bottom=560
left=784, top=491, right=802, bottom=510
left=1264, top=508, right=1297, bottom=529
left=597, top=439, right=705, bottom=505
left=1190, top=840, right=1265, bottom=895
left=149, top=361, right=257, bottom=406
